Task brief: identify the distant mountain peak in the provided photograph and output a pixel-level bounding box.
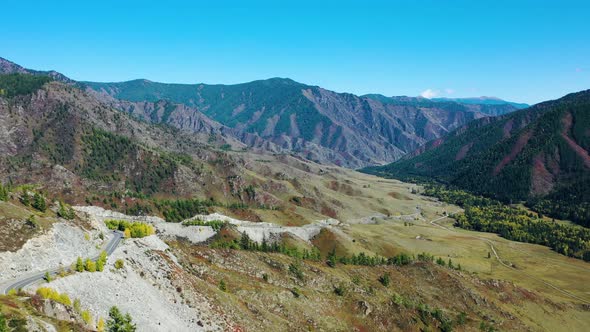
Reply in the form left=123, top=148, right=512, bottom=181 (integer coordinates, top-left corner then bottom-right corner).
left=432, top=96, right=529, bottom=109
left=0, top=57, right=28, bottom=74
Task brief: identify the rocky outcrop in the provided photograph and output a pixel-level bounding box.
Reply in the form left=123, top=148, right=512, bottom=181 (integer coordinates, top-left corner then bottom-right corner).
left=1, top=57, right=522, bottom=168
left=88, top=79, right=518, bottom=168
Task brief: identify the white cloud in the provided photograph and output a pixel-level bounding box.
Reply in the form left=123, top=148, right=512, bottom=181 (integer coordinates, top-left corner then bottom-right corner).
left=420, top=88, right=439, bottom=99
left=575, top=67, right=583, bottom=72
left=445, top=88, right=455, bottom=95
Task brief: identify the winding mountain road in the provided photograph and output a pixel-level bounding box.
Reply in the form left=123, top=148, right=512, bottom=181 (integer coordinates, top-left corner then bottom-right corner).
left=429, top=216, right=590, bottom=305
left=0, top=230, right=124, bottom=295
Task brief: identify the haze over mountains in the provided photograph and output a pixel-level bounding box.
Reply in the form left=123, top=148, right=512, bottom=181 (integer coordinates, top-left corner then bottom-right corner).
left=0, top=57, right=525, bottom=168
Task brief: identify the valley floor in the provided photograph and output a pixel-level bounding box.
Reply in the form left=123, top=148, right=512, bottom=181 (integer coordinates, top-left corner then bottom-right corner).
left=0, top=172, right=589, bottom=331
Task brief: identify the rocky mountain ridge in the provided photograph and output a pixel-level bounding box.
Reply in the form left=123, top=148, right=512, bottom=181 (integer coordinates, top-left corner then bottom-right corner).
left=1, top=56, right=523, bottom=168
left=364, top=89, right=590, bottom=226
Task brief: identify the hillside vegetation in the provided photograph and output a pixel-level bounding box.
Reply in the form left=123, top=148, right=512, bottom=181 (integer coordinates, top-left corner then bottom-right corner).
left=364, top=90, right=590, bottom=227
left=83, top=76, right=521, bottom=167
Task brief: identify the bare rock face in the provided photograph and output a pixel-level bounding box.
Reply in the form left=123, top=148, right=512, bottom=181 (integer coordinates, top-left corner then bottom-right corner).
left=83, top=78, right=521, bottom=168
left=357, top=300, right=373, bottom=316
left=1, top=57, right=521, bottom=168
left=42, top=300, right=72, bottom=322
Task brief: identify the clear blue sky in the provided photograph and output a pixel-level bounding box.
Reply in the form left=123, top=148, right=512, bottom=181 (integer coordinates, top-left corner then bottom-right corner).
left=1, top=0, right=588, bottom=104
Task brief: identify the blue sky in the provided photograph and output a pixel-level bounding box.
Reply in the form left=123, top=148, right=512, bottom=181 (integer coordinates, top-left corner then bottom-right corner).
left=1, top=0, right=588, bottom=104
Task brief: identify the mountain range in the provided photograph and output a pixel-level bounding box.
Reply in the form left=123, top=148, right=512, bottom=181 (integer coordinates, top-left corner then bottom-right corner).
left=0, top=57, right=524, bottom=168
left=364, top=90, right=590, bottom=226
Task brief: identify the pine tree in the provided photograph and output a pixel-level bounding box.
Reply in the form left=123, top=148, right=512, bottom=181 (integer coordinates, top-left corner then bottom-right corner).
left=0, top=183, right=8, bottom=201
left=58, top=201, right=75, bottom=220
left=20, top=189, right=30, bottom=206
left=218, top=279, right=227, bottom=292
left=327, top=248, right=337, bottom=268
left=0, top=312, right=7, bottom=332
left=240, top=232, right=251, bottom=250
left=32, top=192, right=47, bottom=212
left=379, top=272, right=391, bottom=286
left=106, top=306, right=136, bottom=332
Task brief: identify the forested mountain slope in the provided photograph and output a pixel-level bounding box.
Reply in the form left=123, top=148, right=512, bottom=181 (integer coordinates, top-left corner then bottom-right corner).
left=0, top=72, right=430, bottom=226
left=1, top=56, right=524, bottom=168
left=364, top=90, right=590, bottom=226
left=84, top=76, right=522, bottom=168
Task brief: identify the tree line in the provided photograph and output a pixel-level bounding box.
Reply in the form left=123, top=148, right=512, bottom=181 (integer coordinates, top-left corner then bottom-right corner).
left=105, top=220, right=155, bottom=238
left=425, top=186, right=590, bottom=261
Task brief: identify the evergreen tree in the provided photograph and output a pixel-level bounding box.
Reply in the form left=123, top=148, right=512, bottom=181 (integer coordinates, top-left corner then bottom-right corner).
left=327, top=248, right=337, bottom=268
left=0, top=183, right=8, bottom=201
left=240, top=232, right=251, bottom=250
left=20, top=189, right=30, bottom=206
left=0, top=313, right=7, bottom=332
left=218, top=279, right=227, bottom=292
left=26, top=215, right=39, bottom=228
left=58, top=201, right=75, bottom=220
left=261, top=236, right=268, bottom=252
left=106, top=306, right=136, bottom=332
left=379, top=272, right=391, bottom=286
left=32, top=192, right=47, bottom=212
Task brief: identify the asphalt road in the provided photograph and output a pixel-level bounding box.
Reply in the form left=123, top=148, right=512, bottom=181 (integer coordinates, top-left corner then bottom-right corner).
left=1, top=230, right=124, bottom=295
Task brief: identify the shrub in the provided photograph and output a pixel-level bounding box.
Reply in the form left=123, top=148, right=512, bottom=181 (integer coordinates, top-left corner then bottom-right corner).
left=327, top=248, right=337, bottom=268
left=73, top=298, right=81, bottom=313
left=57, top=201, right=76, bottom=220
left=26, top=215, right=39, bottom=228
left=115, top=259, right=125, bottom=269
left=76, top=257, right=84, bottom=272
left=288, top=260, right=305, bottom=281
left=36, top=287, right=71, bottom=306
left=105, top=220, right=155, bottom=238
left=58, top=293, right=72, bottom=306
left=97, top=251, right=107, bottom=272
left=81, top=310, right=92, bottom=325
left=20, top=189, right=30, bottom=206
left=97, top=317, right=105, bottom=332
left=218, top=279, right=227, bottom=292
left=392, top=293, right=406, bottom=306
left=32, top=192, right=47, bottom=212
left=0, top=313, right=6, bottom=332
left=334, top=283, right=347, bottom=296
left=85, top=259, right=96, bottom=272
left=0, top=182, right=9, bottom=201
left=379, top=272, right=391, bottom=287
left=182, top=219, right=226, bottom=231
